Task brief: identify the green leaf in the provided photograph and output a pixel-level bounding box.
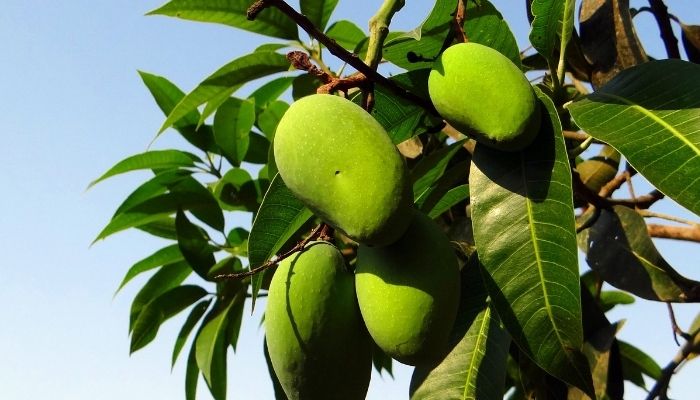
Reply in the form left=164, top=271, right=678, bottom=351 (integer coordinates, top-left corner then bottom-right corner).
left=412, top=139, right=467, bottom=202
left=148, top=0, right=298, bottom=40
left=172, top=298, right=212, bottom=368
left=248, top=174, right=314, bottom=308
left=214, top=97, right=256, bottom=166
left=371, top=343, right=393, bottom=377
left=213, top=168, right=259, bottom=212
left=618, top=340, right=662, bottom=381
left=426, top=184, right=469, bottom=219
left=301, top=0, right=338, bottom=31
left=383, top=0, right=519, bottom=70
left=170, top=176, right=225, bottom=231
left=410, top=260, right=510, bottom=400
left=158, top=52, right=290, bottom=134
left=248, top=76, right=294, bottom=110
left=244, top=132, right=272, bottom=164
left=579, top=205, right=700, bottom=302
left=185, top=338, right=200, bottom=400
left=139, top=71, right=217, bottom=151
left=137, top=217, right=178, bottom=239
left=130, top=285, right=208, bottom=353
left=89, top=150, right=201, bottom=188
left=129, top=261, right=192, bottom=332
left=113, top=170, right=192, bottom=217
left=568, top=59, right=700, bottom=216
left=199, top=85, right=241, bottom=128
left=529, top=0, right=567, bottom=63
left=176, top=210, right=216, bottom=280
left=257, top=100, right=289, bottom=139
left=292, top=74, right=322, bottom=100
left=470, top=87, right=593, bottom=394
left=116, top=244, right=184, bottom=294
left=325, top=20, right=366, bottom=51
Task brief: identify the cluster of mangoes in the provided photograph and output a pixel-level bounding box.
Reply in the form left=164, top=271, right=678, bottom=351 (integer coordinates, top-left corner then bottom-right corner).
left=265, top=42, right=539, bottom=399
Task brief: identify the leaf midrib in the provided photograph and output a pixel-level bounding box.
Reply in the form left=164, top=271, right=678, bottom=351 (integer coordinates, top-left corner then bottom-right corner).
left=462, top=306, right=491, bottom=400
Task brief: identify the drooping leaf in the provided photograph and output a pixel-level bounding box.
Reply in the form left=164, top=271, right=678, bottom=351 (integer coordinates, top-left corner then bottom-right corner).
left=371, top=343, right=393, bottom=377
left=89, top=150, right=201, bottom=188
left=569, top=60, right=700, bottom=215
left=325, top=20, right=366, bottom=51
left=301, top=0, right=338, bottom=31
left=175, top=210, right=217, bottom=280
left=117, top=244, right=184, bottom=293
left=213, top=97, right=256, bottom=166
left=129, top=261, right=192, bottom=331
left=412, top=139, right=467, bottom=202
left=158, top=52, right=290, bottom=134
left=257, top=100, right=289, bottom=139
left=172, top=298, right=212, bottom=367
left=248, top=76, right=295, bottom=110
left=131, top=285, right=208, bottom=353
left=410, top=259, right=510, bottom=400
left=148, top=0, right=298, bottom=39
left=470, top=87, right=593, bottom=394
left=579, top=205, right=700, bottom=302
left=248, top=174, right=314, bottom=308
left=426, top=184, right=470, bottom=219
left=139, top=71, right=216, bottom=151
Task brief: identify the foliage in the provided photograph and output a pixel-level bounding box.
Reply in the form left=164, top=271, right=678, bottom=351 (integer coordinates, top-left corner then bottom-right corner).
left=92, top=0, right=700, bottom=399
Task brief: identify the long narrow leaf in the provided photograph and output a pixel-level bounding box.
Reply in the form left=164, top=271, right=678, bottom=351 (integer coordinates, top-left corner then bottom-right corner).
left=89, top=150, right=201, bottom=188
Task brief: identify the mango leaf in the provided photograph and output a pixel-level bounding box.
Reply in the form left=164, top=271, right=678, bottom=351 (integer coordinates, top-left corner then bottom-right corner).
left=158, top=52, right=289, bottom=134
left=139, top=71, right=216, bottom=151
left=470, top=87, right=593, bottom=394
left=383, top=0, right=519, bottom=70
left=257, top=100, right=289, bottom=139
left=148, top=0, right=298, bottom=40
left=292, top=74, right=322, bottom=100
left=372, top=343, right=393, bottom=377
left=301, top=0, right=338, bottom=31
left=130, top=285, right=208, bottom=353
left=176, top=210, right=217, bottom=280
left=248, top=76, right=294, bottom=110
left=213, top=168, right=259, bottom=212
left=129, top=261, right=192, bottom=331
left=426, top=184, right=470, bottom=219
left=248, top=174, right=314, bottom=308
left=137, top=217, right=178, bottom=239
left=244, top=133, right=272, bottom=164
left=410, top=259, right=510, bottom=400
left=618, top=340, right=662, bottom=385
left=264, top=338, right=288, bottom=400
left=185, top=339, right=200, bottom=400
left=198, top=85, right=241, bottom=128
left=89, top=150, right=201, bottom=188
left=325, top=20, right=366, bottom=51
left=112, top=170, right=192, bottom=218
left=568, top=59, right=700, bottom=216
left=172, top=298, right=212, bottom=367
left=412, top=139, right=467, bottom=201
left=579, top=205, right=700, bottom=302
left=116, top=244, right=184, bottom=294
left=529, top=0, right=571, bottom=64
left=213, top=97, right=256, bottom=166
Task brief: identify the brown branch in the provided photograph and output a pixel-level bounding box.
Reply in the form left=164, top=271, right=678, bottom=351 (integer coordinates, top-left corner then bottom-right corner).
left=214, top=223, right=328, bottom=281
left=648, top=224, right=700, bottom=243
left=647, top=0, right=681, bottom=59
left=599, top=169, right=638, bottom=198
left=453, top=0, right=468, bottom=43
left=608, top=189, right=665, bottom=209
left=645, top=327, right=700, bottom=400
left=563, top=130, right=591, bottom=142
left=247, top=0, right=437, bottom=115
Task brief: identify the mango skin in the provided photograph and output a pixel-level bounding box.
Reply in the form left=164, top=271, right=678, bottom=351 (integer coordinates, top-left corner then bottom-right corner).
left=429, top=42, right=540, bottom=151
left=355, top=212, right=460, bottom=365
left=265, top=242, right=372, bottom=400
left=274, top=94, right=412, bottom=246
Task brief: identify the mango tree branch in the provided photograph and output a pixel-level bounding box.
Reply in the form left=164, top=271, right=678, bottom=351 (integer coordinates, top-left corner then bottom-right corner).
left=364, top=0, right=405, bottom=70
left=247, top=0, right=437, bottom=115
left=645, top=327, right=700, bottom=400
left=647, top=0, right=681, bottom=59
left=648, top=224, right=700, bottom=243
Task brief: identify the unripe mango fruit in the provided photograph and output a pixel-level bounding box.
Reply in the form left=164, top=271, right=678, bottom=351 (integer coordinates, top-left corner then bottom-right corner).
left=274, top=94, right=412, bottom=246
left=429, top=42, right=540, bottom=151
left=355, top=212, right=460, bottom=365
left=265, top=242, right=372, bottom=400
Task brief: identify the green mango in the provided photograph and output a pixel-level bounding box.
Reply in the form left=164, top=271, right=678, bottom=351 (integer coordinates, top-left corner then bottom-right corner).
left=265, top=242, right=372, bottom=400
left=429, top=42, right=540, bottom=151
left=355, top=212, right=461, bottom=365
left=273, top=93, right=412, bottom=246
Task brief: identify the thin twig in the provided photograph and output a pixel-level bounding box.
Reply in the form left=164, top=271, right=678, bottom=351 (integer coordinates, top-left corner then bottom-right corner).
left=214, top=223, right=327, bottom=281
left=645, top=327, right=700, bottom=400
left=638, top=210, right=700, bottom=227
left=608, top=190, right=664, bottom=209
left=648, top=224, right=700, bottom=243
left=666, top=303, right=688, bottom=345
left=453, top=0, right=468, bottom=43
left=599, top=169, right=637, bottom=198
left=647, top=0, right=681, bottom=59
left=563, top=130, right=590, bottom=142
left=247, top=0, right=437, bottom=115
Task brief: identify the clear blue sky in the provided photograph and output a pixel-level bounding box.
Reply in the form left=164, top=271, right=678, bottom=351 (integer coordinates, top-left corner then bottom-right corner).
left=1, top=1, right=698, bottom=399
